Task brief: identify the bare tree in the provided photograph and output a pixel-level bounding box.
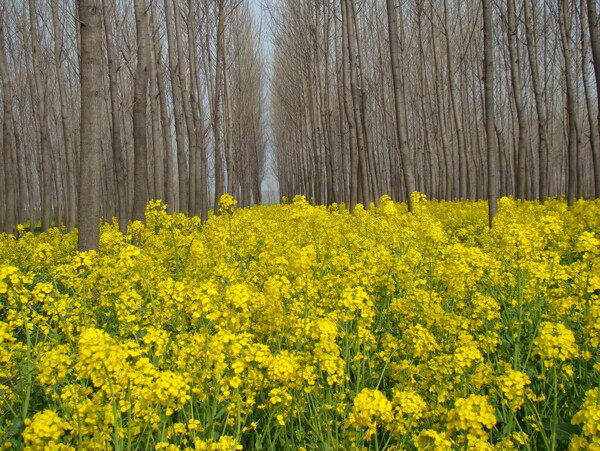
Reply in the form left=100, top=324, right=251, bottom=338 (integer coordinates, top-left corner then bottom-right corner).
left=581, top=0, right=600, bottom=197
left=164, top=0, right=187, bottom=213
left=78, top=0, right=104, bottom=251
left=559, top=0, right=581, bottom=205
left=524, top=0, right=550, bottom=201
left=386, top=0, right=415, bottom=212
left=0, top=8, right=16, bottom=234
left=587, top=0, right=600, bottom=139
left=102, top=0, right=128, bottom=232
left=213, top=0, right=227, bottom=211
left=132, top=0, right=151, bottom=222
left=150, top=2, right=176, bottom=213
left=482, top=0, right=497, bottom=225
left=507, top=0, right=528, bottom=200
left=28, top=0, right=53, bottom=231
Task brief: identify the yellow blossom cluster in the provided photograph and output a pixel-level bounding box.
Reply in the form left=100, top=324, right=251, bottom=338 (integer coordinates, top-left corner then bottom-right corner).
left=347, top=388, right=394, bottom=438
left=533, top=321, right=579, bottom=367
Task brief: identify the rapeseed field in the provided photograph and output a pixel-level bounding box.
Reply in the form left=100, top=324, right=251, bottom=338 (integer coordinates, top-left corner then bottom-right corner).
left=1, top=194, right=599, bottom=450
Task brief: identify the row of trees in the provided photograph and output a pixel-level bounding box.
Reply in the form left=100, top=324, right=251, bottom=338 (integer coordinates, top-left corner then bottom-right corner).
left=271, top=0, right=600, bottom=210
left=3, top=0, right=600, bottom=245
left=0, top=0, right=266, bottom=239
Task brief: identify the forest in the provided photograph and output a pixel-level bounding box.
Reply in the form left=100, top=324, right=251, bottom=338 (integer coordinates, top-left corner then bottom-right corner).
left=0, top=0, right=598, bottom=235
left=271, top=0, right=600, bottom=209
left=1, top=0, right=599, bottom=242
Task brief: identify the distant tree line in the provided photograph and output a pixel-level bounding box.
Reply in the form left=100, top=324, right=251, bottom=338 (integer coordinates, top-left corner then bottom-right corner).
left=2, top=0, right=600, bottom=246
left=270, top=0, right=600, bottom=210
left=0, top=0, right=266, bottom=239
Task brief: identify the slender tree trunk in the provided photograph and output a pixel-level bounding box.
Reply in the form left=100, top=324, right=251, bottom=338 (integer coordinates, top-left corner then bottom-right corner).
left=213, top=0, right=226, bottom=211
left=559, top=0, right=580, bottom=205
left=349, top=0, right=373, bottom=205
left=150, top=3, right=176, bottom=213
left=224, top=55, right=235, bottom=197
left=164, top=0, right=187, bottom=213
left=0, top=11, right=16, bottom=234
left=186, top=1, right=202, bottom=216
left=507, top=0, right=528, bottom=200
left=340, top=0, right=359, bottom=208
left=386, top=0, right=415, bottom=212
left=443, top=0, right=467, bottom=200
left=102, top=0, right=128, bottom=232
left=482, top=0, right=498, bottom=226
left=172, top=0, right=198, bottom=215
left=430, top=3, right=452, bottom=201
left=78, top=0, right=104, bottom=251
left=524, top=0, right=550, bottom=202
left=51, top=0, right=77, bottom=230
left=28, top=0, right=53, bottom=231
left=149, top=32, right=164, bottom=203
left=587, top=0, right=600, bottom=146
left=132, top=0, right=150, bottom=222
left=582, top=0, right=600, bottom=198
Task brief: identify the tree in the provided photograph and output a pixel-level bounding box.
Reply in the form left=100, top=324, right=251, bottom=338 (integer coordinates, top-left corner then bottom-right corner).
left=507, top=0, right=528, bottom=200
left=164, top=0, right=187, bottom=213
left=51, top=0, right=78, bottom=230
left=386, top=0, right=415, bottom=212
left=28, top=0, right=53, bottom=231
left=102, top=0, right=128, bottom=233
left=0, top=7, right=16, bottom=234
left=523, top=0, right=550, bottom=201
left=559, top=0, right=580, bottom=205
left=581, top=0, right=600, bottom=197
left=212, top=0, right=226, bottom=211
left=78, top=0, right=104, bottom=251
left=587, top=0, right=600, bottom=140
left=132, top=0, right=151, bottom=222
left=482, top=0, right=497, bottom=226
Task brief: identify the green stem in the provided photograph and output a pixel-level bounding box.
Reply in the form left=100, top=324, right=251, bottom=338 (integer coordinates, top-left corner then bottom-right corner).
left=21, top=310, right=33, bottom=421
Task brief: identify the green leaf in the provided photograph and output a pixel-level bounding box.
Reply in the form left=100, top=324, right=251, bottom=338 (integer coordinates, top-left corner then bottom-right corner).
left=8, top=418, right=24, bottom=436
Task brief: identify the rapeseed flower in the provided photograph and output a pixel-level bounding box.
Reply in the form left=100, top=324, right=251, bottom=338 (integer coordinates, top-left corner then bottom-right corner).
left=533, top=321, right=579, bottom=367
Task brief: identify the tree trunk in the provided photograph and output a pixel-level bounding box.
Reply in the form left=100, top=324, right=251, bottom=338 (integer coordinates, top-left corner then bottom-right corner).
left=132, top=0, right=150, bottom=222
left=28, top=0, right=53, bottom=231
left=524, top=0, right=550, bottom=202
left=482, top=0, right=498, bottom=226
left=101, top=0, right=128, bottom=232
left=187, top=0, right=208, bottom=218
left=150, top=3, right=176, bottom=213
left=341, top=0, right=359, bottom=208
left=559, top=0, right=580, bottom=206
left=0, top=11, right=16, bottom=234
left=149, top=31, right=164, bottom=203
left=386, top=0, right=415, bottom=212
left=507, top=0, right=528, bottom=200
left=582, top=0, right=600, bottom=198
left=164, top=0, right=187, bottom=213
left=213, top=0, right=226, bottom=211
left=443, top=0, right=467, bottom=200
left=587, top=0, right=600, bottom=153
left=78, top=0, right=104, bottom=251
left=51, top=0, right=77, bottom=230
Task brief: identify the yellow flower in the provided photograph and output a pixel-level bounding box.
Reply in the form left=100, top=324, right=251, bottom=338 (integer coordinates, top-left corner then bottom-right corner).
left=218, top=193, right=237, bottom=214
left=496, top=368, right=532, bottom=411
left=348, top=388, right=394, bottom=438
left=447, top=394, right=496, bottom=439
left=533, top=322, right=579, bottom=367
left=415, top=429, right=453, bottom=450
left=22, top=410, right=71, bottom=450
